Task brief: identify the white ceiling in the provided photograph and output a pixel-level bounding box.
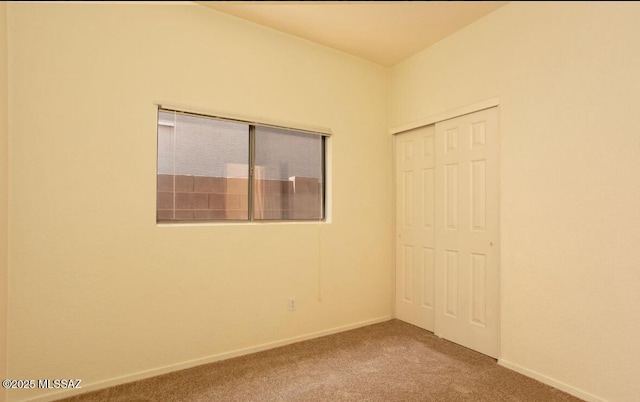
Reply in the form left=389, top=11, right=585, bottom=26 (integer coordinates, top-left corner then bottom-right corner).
left=198, top=1, right=508, bottom=67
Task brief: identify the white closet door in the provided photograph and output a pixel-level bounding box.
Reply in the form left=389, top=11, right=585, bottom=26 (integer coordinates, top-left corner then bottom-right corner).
left=435, top=107, right=499, bottom=358
left=395, top=125, right=435, bottom=331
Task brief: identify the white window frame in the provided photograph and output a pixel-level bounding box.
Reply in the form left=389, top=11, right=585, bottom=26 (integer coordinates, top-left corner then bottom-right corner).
left=157, top=107, right=330, bottom=223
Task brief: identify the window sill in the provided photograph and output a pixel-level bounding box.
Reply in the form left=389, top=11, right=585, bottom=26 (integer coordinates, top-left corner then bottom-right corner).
left=156, top=220, right=330, bottom=228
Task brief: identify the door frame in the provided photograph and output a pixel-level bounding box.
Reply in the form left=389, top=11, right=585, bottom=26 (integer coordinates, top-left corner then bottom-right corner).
left=392, top=98, right=501, bottom=358
left=389, top=98, right=499, bottom=135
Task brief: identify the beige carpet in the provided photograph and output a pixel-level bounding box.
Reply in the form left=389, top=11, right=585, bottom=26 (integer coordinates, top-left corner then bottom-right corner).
left=59, top=319, right=582, bottom=402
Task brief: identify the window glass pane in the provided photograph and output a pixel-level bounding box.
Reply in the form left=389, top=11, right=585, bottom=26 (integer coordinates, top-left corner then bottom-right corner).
left=157, top=110, right=249, bottom=221
left=254, top=126, right=323, bottom=220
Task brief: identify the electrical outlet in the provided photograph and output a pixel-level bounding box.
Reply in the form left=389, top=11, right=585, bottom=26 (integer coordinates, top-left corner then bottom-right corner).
left=289, top=297, right=296, bottom=311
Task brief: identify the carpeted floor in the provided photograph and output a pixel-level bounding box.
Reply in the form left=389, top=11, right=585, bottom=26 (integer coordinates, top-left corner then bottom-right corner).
left=58, top=319, right=583, bottom=401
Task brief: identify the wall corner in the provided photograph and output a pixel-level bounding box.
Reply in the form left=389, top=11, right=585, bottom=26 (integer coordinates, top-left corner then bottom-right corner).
left=0, top=1, right=9, bottom=401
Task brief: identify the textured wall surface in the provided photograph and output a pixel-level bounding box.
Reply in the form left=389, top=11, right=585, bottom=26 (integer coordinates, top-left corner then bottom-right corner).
left=1, top=2, right=8, bottom=402
left=9, top=2, right=639, bottom=402
left=6, top=3, right=391, bottom=400
left=391, top=3, right=640, bottom=401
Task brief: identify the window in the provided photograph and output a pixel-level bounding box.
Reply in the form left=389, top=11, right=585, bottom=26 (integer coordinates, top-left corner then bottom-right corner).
left=157, top=108, right=327, bottom=222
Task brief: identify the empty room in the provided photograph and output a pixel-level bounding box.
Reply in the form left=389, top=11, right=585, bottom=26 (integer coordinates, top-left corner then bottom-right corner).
left=0, top=1, right=638, bottom=401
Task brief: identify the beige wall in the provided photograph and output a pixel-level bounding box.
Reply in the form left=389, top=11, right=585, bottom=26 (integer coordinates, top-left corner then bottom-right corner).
left=391, top=3, right=640, bottom=401
left=8, top=2, right=639, bottom=402
left=1, top=2, right=8, bottom=402
left=6, top=3, right=392, bottom=400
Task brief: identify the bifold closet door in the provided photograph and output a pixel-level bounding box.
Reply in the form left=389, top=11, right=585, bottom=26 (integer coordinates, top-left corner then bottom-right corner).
left=395, top=125, right=436, bottom=331
left=434, top=107, right=499, bottom=358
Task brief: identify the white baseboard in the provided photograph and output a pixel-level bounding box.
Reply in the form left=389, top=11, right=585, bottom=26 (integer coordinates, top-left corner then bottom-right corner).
left=498, top=358, right=606, bottom=402
left=22, top=315, right=392, bottom=402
